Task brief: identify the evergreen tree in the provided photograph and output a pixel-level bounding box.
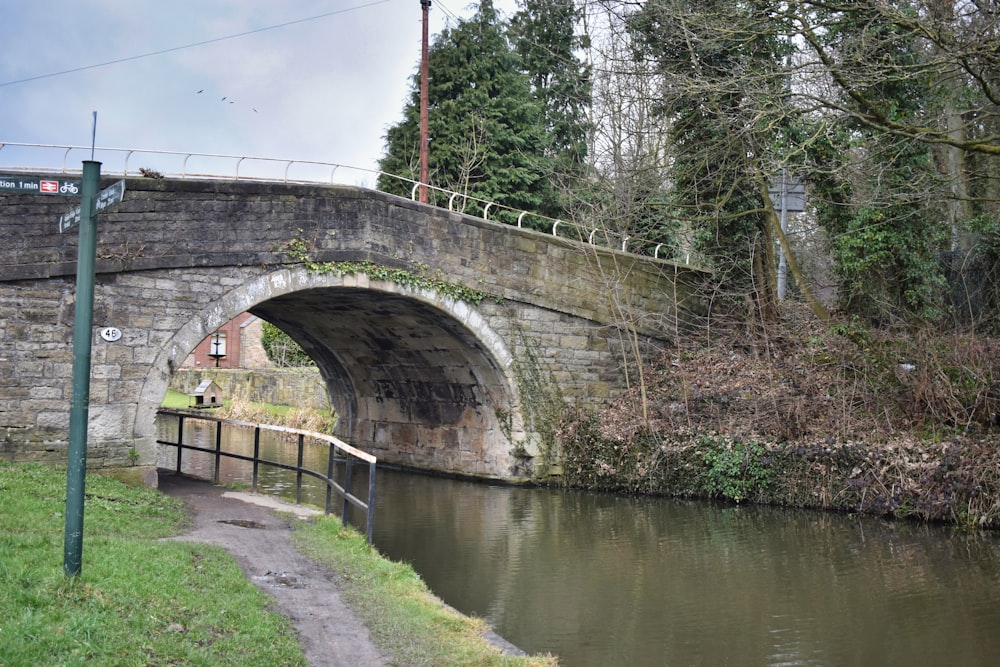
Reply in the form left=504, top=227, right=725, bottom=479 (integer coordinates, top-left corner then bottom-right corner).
left=378, top=0, right=551, bottom=228
left=631, top=0, right=794, bottom=318
left=510, top=0, right=592, bottom=179
left=800, top=2, right=950, bottom=323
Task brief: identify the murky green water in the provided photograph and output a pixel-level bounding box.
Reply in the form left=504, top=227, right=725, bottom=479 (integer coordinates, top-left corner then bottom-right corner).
left=159, top=419, right=1000, bottom=666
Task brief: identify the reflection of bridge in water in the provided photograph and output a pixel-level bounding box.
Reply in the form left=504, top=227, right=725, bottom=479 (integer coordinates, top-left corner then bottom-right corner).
left=0, top=144, right=707, bottom=484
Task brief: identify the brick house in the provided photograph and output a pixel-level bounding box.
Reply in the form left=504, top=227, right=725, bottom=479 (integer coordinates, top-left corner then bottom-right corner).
left=182, top=313, right=273, bottom=369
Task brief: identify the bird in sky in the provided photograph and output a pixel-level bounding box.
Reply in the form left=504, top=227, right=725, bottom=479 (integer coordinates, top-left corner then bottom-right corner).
left=197, top=89, right=258, bottom=112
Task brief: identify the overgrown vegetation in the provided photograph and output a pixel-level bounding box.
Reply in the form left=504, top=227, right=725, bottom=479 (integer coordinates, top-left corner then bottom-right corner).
left=292, top=517, right=557, bottom=666
left=507, top=331, right=569, bottom=477
left=376, top=1, right=1000, bottom=329
left=260, top=321, right=313, bottom=367
left=218, top=386, right=338, bottom=434
left=161, top=387, right=337, bottom=434
left=558, top=303, right=1000, bottom=528
left=0, top=462, right=307, bottom=666
left=283, top=234, right=490, bottom=305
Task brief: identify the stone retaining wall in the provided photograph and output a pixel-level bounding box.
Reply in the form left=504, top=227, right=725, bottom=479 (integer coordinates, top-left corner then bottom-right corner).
left=170, top=367, right=331, bottom=412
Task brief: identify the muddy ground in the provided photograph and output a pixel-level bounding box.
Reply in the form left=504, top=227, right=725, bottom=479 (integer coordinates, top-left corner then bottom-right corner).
left=158, top=472, right=388, bottom=667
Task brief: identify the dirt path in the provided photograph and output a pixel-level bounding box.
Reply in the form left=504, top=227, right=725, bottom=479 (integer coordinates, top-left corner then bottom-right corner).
left=158, top=472, right=388, bottom=667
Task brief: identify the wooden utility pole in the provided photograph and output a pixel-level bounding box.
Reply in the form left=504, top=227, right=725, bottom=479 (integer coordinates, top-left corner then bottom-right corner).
left=419, top=0, right=431, bottom=203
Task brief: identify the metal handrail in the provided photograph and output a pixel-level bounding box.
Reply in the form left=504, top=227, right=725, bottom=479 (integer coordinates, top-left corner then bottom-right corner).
left=156, top=408, right=377, bottom=543
left=0, top=141, right=690, bottom=264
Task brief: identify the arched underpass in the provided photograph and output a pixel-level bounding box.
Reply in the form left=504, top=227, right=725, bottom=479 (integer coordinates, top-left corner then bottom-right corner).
left=249, top=282, right=521, bottom=478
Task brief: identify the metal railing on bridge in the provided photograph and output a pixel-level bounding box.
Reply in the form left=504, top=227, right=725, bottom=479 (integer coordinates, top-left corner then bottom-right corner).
left=156, top=408, right=376, bottom=543
left=0, top=141, right=685, bottom=261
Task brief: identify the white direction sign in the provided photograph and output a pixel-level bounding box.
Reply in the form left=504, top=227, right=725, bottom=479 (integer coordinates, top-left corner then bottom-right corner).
left=0, top=175, right=80, bottom=195
left=59, top=180, right=126, bottom=233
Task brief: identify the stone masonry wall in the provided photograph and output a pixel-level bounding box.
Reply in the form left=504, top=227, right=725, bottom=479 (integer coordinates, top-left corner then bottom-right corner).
left=170, top=367, right=331, bottom=412
left=0, top=174, right=706, bottom=480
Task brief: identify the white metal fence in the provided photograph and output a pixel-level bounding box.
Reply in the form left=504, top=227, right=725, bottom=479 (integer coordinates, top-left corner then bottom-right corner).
left=0, top=141, right=681, bottom=260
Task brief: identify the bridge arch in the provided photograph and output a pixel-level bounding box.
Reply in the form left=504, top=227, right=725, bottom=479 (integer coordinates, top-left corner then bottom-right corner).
left=140, top=267, right=529, bottom=478
left=2, top=174, right=707, bottom=482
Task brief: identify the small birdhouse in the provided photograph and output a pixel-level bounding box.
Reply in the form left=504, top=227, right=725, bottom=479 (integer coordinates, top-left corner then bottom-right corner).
left=189, top=380, right=223, bottom=408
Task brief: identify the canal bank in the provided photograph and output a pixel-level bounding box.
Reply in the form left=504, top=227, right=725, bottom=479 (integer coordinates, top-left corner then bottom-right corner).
left=158, top=472, right=553, bottom=666
left=170, top=367, right=332, bottom=413
left=557, top=306, right=1000, bottom=530
left=158, top=473, right=387, bottom=667
left=163, top=422, right=1000, bottom=667
left=166, top=305, right=1000, bottom=530
left=561, top=417, right=1000, bottom=527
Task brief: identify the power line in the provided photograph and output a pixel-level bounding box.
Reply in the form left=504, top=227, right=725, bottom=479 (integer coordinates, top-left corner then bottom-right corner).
left=433, top=0, right=462, bottom=25
left=0, top=0, right=392, bottom=88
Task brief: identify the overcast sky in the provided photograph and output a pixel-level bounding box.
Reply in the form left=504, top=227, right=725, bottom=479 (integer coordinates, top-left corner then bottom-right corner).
left=0, top=0, right=518, bottom=187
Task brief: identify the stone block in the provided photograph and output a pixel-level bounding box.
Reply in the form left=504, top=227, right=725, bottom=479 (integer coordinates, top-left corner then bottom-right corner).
left=2, top=176, right=704, bottom=481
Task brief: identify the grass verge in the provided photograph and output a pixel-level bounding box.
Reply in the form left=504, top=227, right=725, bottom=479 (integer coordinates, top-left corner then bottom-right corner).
left=292, top=517, right=558, bottom=666
left=3, top=462, right=557, bottom=666
left=160, top=388, right=336, bottom=433
left=0, top=462, right=307, bottom=667
left=161, top=387, right=191, bottom=409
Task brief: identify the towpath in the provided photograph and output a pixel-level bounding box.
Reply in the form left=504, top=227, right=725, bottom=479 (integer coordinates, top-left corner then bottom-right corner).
left=158, top=472, right=387, bottom=667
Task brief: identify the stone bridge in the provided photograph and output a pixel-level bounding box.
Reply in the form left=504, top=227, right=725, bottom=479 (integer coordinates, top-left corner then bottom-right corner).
left=0, top=172, right=705, bottom=483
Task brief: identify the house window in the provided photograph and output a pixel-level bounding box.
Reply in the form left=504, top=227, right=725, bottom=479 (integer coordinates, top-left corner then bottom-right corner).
left=209, top=331, right=227, bottom=366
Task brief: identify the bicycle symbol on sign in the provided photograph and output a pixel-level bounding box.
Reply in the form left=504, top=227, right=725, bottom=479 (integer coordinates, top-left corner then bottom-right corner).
left=60, top=182, right=79, bottom=194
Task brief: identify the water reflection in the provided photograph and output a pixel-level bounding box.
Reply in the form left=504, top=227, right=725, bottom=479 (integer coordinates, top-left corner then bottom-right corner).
left=374, top=474, right=1000, bottom=666
left=156, top=415, right=341, bottom=507
left=157, top=419, right=1000, bottom=666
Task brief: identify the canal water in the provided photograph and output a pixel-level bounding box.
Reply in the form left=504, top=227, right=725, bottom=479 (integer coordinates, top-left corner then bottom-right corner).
left=158, top=419, right=1000, bottom=666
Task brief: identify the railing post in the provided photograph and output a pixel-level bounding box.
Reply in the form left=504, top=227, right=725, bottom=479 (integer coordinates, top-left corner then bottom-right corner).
left=175, top=414, right=185, bottom=475
left=155, top=409, right=376, bottom=544
left=367, top=461, right=376, bottom=544
left=342, top=456, right=354, bottom=527
left=295, top=433, right=305, bottom=505
left=326, top=444, right=335, bottom=515
left=213, top=420, right=222, bottom=484
left=252, top=426, right=261, bottom=493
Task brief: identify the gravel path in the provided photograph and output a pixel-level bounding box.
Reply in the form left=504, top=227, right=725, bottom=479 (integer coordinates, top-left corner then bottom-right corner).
left=158, top=472, right=388, bottom=667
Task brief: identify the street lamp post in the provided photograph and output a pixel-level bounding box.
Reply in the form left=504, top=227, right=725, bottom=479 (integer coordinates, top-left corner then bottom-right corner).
left=208, top=332, right=226, bottom=368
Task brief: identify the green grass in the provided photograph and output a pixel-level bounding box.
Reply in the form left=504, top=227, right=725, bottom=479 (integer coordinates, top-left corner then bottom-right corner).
left=292, top=518, right=558, bottom=667
left=0, top=462, right=307, bottom=667
left=160, top=388, right=284, bottom=419
left=160, top=388, right=335, bottom=432
left=2, top=462, right=558, bottom=666
left=161, top=388, right=191, bottom=409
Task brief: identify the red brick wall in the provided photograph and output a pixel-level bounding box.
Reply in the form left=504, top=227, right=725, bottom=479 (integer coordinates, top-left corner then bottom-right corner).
left=183, top=313, right=272, bottom=369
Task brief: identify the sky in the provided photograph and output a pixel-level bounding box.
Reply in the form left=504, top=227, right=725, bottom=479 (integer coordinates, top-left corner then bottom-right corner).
left=0, top=0, right=519, bottom=187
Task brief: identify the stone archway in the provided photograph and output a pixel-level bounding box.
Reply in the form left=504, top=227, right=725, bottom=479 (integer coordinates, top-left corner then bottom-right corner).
left=138, top=267, right=528, bottom=480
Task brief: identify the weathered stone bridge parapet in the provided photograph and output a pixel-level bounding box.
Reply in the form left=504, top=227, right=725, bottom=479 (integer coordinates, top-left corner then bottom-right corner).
left=0, top=174, right=706, bottom=483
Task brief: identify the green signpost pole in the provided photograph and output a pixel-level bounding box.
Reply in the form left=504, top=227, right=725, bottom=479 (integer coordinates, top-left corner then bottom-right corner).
left=64, top=160, right=101, bottom=576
